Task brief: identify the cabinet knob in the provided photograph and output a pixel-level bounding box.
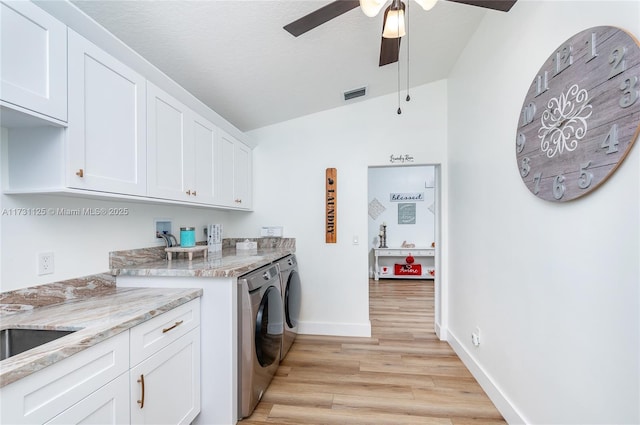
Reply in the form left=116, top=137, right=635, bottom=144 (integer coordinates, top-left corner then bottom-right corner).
left=192, top=191, right=197, bottom=196
left=235, top=199, right=242, bottom=203
left=75, top=169, right=84, bottom=178
left=186, top=190, right=191, bottom=195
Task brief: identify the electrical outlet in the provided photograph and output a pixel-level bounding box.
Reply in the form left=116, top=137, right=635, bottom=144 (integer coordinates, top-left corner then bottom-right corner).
left=471, top=327, right=481, bottom=347
left=38, top=252, right=54, bottom=275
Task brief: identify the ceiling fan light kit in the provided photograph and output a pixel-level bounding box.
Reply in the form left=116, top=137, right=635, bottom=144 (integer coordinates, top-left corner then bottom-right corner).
left=359, top=0, right=387, bottom=17
left=359, top=0, right=438, bottom=17
left=382, top=4, right=406, bottom=38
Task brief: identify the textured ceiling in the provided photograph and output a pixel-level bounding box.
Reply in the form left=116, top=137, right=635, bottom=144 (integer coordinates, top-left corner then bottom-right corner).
left=70, top=0, right=491, bottom=132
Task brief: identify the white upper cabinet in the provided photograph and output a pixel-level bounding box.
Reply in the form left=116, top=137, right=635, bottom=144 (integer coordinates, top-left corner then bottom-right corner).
left=2, top=3, right=253, bottom=210
left=147, top=82, right=218, bottom=205
left=217, top=130, right=252, bottom=209
left=192, top=113, right=217, bottom=205
left=147, top=82, right=191, bottom=202
left=0, top=0, right=67, bottom=122
left=67, top=29, right=147, bottom=196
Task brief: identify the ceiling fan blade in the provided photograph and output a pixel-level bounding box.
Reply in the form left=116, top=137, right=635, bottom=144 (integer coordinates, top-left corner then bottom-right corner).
left=283, top=0, right=360, bottom=37
left=446, top=0, right=517, bottom=12
left=379, top=37, right=400, bottom=66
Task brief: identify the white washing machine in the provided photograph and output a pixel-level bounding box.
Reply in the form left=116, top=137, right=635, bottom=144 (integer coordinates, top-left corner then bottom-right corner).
left=275, top=254, right=301, bottom=360
left=237, top=263, right=283, bottom=419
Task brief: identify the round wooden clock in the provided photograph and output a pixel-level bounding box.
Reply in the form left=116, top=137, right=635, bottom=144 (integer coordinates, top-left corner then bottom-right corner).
left=516, top=26, right=640, bottom=202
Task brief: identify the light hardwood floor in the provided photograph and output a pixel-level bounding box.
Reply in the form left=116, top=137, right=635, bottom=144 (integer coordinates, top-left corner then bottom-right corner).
left=240, top=279, right=506, bottom=424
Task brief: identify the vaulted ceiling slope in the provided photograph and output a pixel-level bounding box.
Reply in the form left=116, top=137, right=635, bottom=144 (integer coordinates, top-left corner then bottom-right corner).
left=70, top=0, right=490, bottom=132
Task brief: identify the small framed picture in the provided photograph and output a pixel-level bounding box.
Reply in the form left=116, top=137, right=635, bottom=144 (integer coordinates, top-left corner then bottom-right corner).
left=398, top=203, right=416, bottom=224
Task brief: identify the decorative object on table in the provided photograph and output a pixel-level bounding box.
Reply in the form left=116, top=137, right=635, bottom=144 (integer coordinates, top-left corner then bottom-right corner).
left=405, top=253, right=415, bottom=264
left=165, top=245, right=208, bottom=261
left=394, top=263, right=421, bottom=276
left=326, top=168, right=337, bottom=243
left=515, top=26, right=640, bottom=202
left=401, top=240, right=415, bottom=248
left=378, top=222, right=388, bottom=248
left=236, top=239, right=258, bottom=255
left=180, top=227, right=195, bottom=247
left=207, top=224, right=223, bottom=253
left=427, top=268, right=435, bottom=277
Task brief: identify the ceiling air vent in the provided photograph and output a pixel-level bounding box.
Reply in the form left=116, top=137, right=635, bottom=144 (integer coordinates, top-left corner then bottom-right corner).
left=343, top=86, right=367, bottom=101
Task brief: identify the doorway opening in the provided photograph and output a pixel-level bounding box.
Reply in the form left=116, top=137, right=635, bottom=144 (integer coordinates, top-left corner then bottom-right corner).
left=367, top=164, right=443, bottom=337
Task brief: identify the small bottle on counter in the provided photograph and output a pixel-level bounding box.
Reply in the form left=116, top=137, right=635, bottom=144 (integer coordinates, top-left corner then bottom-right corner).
left=180, top=227, right=196, bottom=247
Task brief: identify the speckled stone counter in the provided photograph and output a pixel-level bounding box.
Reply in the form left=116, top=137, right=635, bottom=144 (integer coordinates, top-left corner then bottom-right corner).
left=111, top=238, right=295, bottom=278
left=0, top=283, right=202, bottom=387
left=113, top=247, right=293, bottom=278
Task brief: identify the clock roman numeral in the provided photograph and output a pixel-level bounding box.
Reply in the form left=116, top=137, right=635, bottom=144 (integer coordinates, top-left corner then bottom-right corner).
left=554, top=44, right=573, bottom=76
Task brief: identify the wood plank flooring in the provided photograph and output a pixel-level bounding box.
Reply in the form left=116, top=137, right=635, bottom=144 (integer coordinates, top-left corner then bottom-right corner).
left=240, top=279, right=506, bottom=424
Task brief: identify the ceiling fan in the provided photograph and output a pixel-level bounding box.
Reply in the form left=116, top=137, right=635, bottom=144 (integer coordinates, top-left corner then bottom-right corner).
left=283, top=0, right=517, bottom=67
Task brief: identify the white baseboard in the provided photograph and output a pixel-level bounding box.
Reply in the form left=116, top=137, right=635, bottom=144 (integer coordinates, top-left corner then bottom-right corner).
left=447, top=330, right=527, bottom=424
left=297, top=320, right=372, bottom=337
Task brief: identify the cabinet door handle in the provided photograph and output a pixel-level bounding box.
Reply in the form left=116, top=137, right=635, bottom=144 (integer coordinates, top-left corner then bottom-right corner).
left=75, top=169, right=84, bottom=178
left=162, top=320, right=184, bottom=333
left=137, top=374, right=145, bottom=408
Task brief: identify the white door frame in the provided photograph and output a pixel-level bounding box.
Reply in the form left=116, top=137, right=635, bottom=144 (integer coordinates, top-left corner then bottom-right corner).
left=367, top=163, right=446, bottom=340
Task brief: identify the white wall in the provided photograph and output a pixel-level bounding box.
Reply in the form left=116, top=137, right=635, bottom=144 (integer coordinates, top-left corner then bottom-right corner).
left=447, top=1, right=640, bottom=423
left=244, top=81, right=449, bottom=337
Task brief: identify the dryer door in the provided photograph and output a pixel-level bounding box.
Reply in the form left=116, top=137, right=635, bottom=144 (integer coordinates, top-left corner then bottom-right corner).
left=255, top=285, right=283, bottom=367
left=285, top=270, right=301, bottom=329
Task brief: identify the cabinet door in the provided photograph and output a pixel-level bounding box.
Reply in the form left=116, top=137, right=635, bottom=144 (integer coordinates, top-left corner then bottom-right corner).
left=0, top=1, right=67, bottom=122
left=67, top=29, right=146, bottom=196
left=216, top=131, right=235, bottom=207
left=234, top=141, right=252, bottom=209
left=216, top=130, right=252, bottom=209
left=192, top=114, right=217, bottom=204
left=146, top=82, right=193, bottom=202
left=130, top=328, right=201, bottom=425
left=45, top=373, right=129, bottom=425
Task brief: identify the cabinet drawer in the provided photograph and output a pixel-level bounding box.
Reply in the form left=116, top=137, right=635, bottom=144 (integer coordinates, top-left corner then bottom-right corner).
left=413, top=249, right=435, bottom=256
left=0, top=331, right=129, bottom=425
left=377, top=249, right=434, bottom=257
left=130, top=299, right=200, bottom=367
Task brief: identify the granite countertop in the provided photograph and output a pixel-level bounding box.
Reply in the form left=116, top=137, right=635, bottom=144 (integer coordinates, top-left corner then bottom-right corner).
left=0, top=283, right=202, bottom=388
left=113, top=247, right=294, bottom=278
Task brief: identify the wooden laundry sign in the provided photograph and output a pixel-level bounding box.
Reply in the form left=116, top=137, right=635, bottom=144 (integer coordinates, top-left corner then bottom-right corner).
left=326, top=168, right=337, bottom=243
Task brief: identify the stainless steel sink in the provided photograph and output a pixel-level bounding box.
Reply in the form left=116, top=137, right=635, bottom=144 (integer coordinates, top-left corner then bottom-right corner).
left=0, top=328, right=76, bottom=361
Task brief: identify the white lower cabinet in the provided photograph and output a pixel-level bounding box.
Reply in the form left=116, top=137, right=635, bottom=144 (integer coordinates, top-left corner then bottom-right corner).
left=130, top=329, right=200, bottom=425
left=46, top=372, right=130, bottom=425
left=129, top=298, right=201, bottom=425
left=0, top=299, right=201, bottom=425
left=0, top=331, right=129, bottom=425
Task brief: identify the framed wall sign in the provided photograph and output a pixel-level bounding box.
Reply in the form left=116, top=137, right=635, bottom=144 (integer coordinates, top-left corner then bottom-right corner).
left=326, top=168, right=337, bottom=243
left=398, top=203, right=416, bottom=224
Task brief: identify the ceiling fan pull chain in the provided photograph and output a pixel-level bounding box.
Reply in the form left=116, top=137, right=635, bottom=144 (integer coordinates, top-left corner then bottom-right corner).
left=397, top=6, right=402, bottom=115
left=406, top=0, right=411, bottom=102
